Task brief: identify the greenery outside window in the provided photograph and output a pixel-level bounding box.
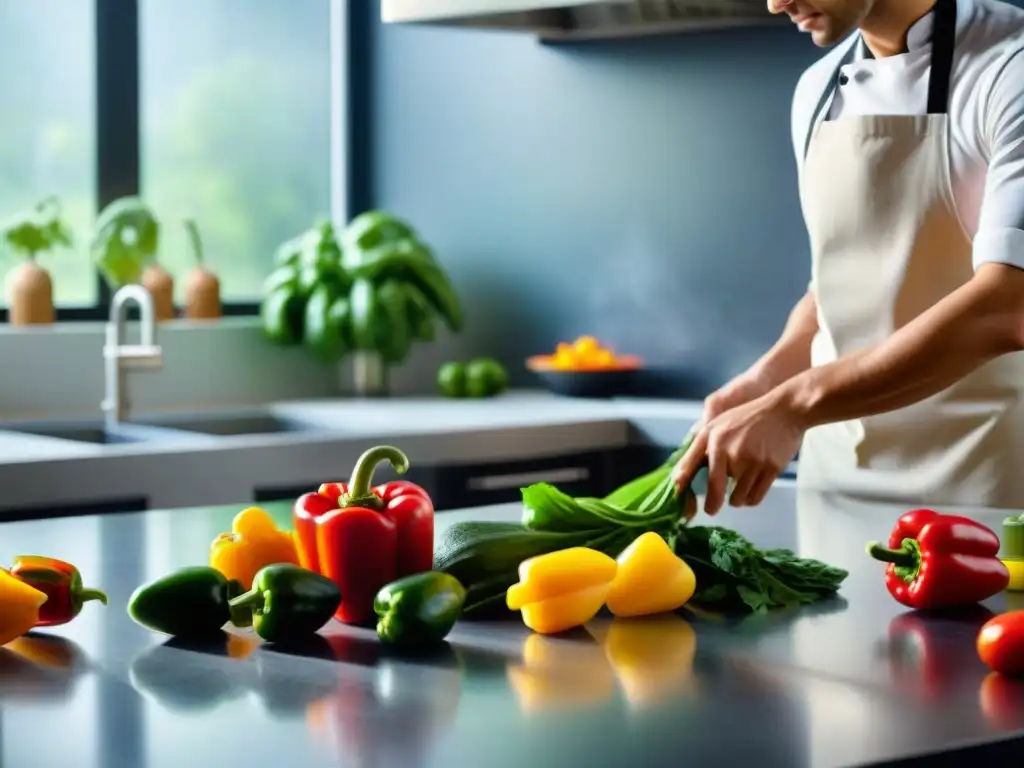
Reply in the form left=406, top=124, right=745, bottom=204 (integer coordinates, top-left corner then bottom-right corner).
left=0, top=0, right=334, bottom=322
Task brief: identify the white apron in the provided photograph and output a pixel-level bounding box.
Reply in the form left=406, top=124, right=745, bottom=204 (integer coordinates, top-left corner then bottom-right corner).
left=796, top=0, right=1024, bottom=508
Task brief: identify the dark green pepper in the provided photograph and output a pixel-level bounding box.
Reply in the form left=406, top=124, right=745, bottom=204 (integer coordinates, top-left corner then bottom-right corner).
left=303, top=283, right=352, bottom=362
left=229, top=564, right=341, bottom=644
left=404, top=284, right=436, bottom=342
left=127, top=566, right=253, bottom=638
left=340, top=209, right=416, bottom=255
left=374, top=572, right=466, bottom=648
left=376, top=279, right=411, bottom=363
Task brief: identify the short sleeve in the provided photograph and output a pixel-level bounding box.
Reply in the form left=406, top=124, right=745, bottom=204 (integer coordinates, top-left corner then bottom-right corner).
left=974, top=47, right=1024, bottom=271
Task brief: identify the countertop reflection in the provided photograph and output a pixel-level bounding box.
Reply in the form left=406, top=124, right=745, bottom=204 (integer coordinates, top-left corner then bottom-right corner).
left=3, top=486, right=1024, bottom=767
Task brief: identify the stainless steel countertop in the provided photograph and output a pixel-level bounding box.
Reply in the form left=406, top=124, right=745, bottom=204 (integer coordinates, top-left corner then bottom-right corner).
left=3, top=480, right=1024, bottom=767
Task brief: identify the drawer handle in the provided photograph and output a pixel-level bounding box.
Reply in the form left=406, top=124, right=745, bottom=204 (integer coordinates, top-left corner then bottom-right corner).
left=466, top=468, right=590, bottom=491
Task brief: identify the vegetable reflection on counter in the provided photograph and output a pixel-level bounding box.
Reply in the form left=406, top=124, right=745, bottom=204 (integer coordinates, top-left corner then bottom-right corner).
left=883, top=608, right=994, bottom=702
left=229, top=564, right=341, bottom=644
left=0, top=633, right=91, bottom=704
left=293, top=445, right=435, bottom=627
left=127, top=633, right=345, bottom=718
left=507, top=632, right=617, bottom=714
left=506, top=615, right=698, bottom=715
left=436, top=434, right=848, bottom=618
left=867, top=508, right=1009, bottom=610
left=980, top=672, right=1024, bottom=730
left=127, top=566, right=253, bottom=639
left=305, top=642, right=462, bottom=762
left=209, top=506, right=300, bottom=590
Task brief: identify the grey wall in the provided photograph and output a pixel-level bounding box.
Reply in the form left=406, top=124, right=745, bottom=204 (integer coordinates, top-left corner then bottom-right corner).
left=368, top=5, right=825, bottom=396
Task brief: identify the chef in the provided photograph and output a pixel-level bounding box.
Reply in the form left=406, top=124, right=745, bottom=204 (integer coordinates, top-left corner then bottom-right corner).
left=673, top=0, right=1024, bottom=513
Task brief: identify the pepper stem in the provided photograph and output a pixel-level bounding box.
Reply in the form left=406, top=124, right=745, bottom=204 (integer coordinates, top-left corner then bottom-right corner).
left=229, top=588, right=266, bottom=612
left=79, top=588, right=108, bottom=605
left=342, top=445, right=410, bottom=509
left=866, top=541, right=917, bottom=569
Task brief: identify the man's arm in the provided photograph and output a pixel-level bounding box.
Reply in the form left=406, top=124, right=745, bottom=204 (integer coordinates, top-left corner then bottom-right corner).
left=777, top=264, right=1024, bottom=428
left=753, top=290, right=818, bottom=387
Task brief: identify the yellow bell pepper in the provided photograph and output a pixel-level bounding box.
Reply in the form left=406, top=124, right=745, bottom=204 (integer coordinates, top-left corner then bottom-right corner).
left=594, top=615, right=698, bottom=709
left=506, top=547, right=618, bottom=635
left=507, top=633, right=616, bottom=714
left=605, top=532, right=697, bottom=618
left=0, top=568, right=48, bottom=646
left=210, top=506, right=300, bottom=590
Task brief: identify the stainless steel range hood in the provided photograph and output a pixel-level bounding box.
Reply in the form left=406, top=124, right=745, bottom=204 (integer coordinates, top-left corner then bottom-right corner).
left=381, top=0, right=786, bottom=42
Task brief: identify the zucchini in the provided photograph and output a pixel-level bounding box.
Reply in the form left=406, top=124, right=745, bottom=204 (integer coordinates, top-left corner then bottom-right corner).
left=433, top=522, right=634, bottom=618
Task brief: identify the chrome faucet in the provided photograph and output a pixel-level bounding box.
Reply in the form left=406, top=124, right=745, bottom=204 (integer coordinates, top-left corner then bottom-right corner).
left=101, top=284, right=164, bottom=428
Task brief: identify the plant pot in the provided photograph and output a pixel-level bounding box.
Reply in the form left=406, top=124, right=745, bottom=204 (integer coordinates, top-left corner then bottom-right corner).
left=349, top=351, right=390, bottom=398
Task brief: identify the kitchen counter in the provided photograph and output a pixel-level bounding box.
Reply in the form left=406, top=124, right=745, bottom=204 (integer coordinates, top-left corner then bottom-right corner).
left=4, top=482, right=1024, bottom=768
left=0, top=391, right=704, bottom=512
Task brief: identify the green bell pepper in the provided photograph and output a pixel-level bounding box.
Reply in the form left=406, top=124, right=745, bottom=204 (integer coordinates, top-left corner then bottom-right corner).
left=340, top=209, right=416, bottom=253
left=262, top=221, right=348, bottom=349
left=228, top=564, right=341, bottom=644
left=261, top=272, right=305, bottom=346
left=304, top=283, right=352, bottom=361
left=128, top=566, right=253, bottom=638
left=374, top=572, right=466, bottom=648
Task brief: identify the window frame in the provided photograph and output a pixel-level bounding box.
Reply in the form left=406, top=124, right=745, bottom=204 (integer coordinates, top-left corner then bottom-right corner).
left=0, top=0, right=337, bottom=324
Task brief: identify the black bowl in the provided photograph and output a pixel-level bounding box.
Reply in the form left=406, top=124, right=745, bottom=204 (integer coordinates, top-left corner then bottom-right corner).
left=527, top=356, right=642, bottom=399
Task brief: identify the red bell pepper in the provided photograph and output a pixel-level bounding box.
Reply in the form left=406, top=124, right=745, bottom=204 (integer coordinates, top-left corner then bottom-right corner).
left=293, top=445, right=434, bottom=626
left=867, top=508, right=1010, bottom=610
left=9, top=556, right=108, bottom=627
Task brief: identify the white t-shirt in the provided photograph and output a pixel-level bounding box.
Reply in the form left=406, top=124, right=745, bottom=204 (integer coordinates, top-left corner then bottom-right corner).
left=791, top=0, right=1024, bottom=271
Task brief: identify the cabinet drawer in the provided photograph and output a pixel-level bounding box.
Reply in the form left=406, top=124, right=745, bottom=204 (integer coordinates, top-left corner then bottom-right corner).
left=433, top=451, right=614, bottom=510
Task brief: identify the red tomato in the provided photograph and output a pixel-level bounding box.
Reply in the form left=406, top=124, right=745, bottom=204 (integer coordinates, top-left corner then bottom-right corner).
left=978, top=611, right=1024, bottom=676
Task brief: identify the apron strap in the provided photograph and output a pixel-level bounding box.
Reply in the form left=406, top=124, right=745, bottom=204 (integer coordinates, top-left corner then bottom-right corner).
left=803, top=0, right=959, bottom=160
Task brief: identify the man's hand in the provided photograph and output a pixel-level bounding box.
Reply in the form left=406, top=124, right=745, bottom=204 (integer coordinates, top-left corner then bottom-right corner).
left=696, top=368, right=776, bottom=432
left=673, top=391, right=805, bottom=515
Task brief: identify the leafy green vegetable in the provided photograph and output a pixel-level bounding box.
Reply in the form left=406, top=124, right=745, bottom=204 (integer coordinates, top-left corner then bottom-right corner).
left=676, top=526, right=848, bottom=613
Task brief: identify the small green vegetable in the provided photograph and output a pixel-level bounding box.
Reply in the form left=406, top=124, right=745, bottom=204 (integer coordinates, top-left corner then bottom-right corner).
left=437, top=362, right=467, bottom=398
left=465, top=358, right=508, bottom=398
left=229, top=564, right=341, bottom=644
left=374, top=571, right=466, bottom=647
left=128, top=566, right=252, bottom=638
left=435, top=358, right=509, bottom=399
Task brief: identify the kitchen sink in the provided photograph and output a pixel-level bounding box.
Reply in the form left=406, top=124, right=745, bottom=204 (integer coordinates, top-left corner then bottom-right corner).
left=3, top=422, right=195, bottom=445
left=11, top=426, right=145, bottom=445
left=131, top=412, right=329, bottom=437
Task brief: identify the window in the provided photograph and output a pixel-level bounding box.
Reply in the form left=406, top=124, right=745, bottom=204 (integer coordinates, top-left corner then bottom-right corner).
left=0, top=0, right=338, bottom=321
left=139, top=0, right=333, bottom=302
left=0, top=1, right=97, bottom=308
